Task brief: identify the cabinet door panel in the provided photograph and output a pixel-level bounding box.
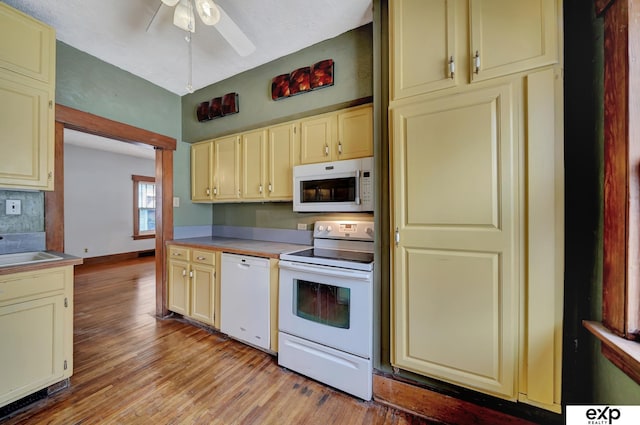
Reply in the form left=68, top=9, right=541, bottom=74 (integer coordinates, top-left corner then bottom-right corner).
left=470, top=0, right=558, bottom=82
left=391, top=0, right=457, bottom=100
left=391, top=82, right=519, bottom=399
left=242, top=130, right=267, bottom=200
left=191, top=141, right=213, bottom=201
left=337, top=105, right=373, bottom=160
left=0, top=75, right=52, bottom=190
left=0, top=3, right=55, bottom=83
left=300, top=115, right=336, bottom=164
left=268, top=123, right=298, bottom=200
left=213, top=135, right=240, bottom=200
left=0, top=295, right=65, bottom=406
left=191, top=263, right=215, bottom=325
left=168, top=260, right=189, bottom=316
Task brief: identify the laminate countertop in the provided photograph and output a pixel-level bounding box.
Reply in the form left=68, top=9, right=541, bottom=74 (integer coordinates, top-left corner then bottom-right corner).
left=0, top=251, right=83, bottom=276
left=168, top=237, right=311, bottom=259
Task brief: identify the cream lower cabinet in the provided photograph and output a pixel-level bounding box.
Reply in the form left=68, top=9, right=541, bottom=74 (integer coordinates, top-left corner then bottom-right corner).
left=0, top=3, right=56, bottom=191
left=0, top=266, right=74, bottom=408
left=390, top=69, right=563, bottom=413
left=167, top=245, right=217, bottom=326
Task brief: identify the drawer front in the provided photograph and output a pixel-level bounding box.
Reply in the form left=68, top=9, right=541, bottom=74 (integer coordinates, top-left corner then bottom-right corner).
left=168, top=246, right=190, bottom=261
left=0, top=267, right=67, bottom=303
left=192, top=249, right=215, bottom=266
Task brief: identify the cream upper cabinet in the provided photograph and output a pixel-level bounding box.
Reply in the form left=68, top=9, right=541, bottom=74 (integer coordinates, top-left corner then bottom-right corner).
left=469, top=0, right=559, bottom=82
left=191, top=140, right=214, bottom=202
left=390, top=0, right=559, bottom=100
left=0, top=3, right=55, bottom=191
left=267, top=122, right=299, bottom=200
left=213, top=135, right=241, bottom=201
left=0, top=4, right=55, bottom=83
left=241, top=129, right=268, bottom=200
left=300, top=113, right=337, bottom=164
left=390, top=0, right=458, bottom=100
left=336, top=105, right=373, bottom=160
left=300, top=104, right=373, bottom=164
left=391, top=82, right=519, bottom=400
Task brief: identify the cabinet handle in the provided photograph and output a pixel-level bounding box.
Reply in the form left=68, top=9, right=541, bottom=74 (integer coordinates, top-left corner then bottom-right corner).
left=473, top=51, right=481, bottom=74
left=182, top=268, right=187, bottom=276
left=395, top=227, right=400, bottom=246
left=206, top=188, right=210, bottom=196
left=48, top=171, right=53, bottom=180
left=268, top=183, right=273, bottom=192
left=259, top=184, right=263, bottom=194
left=196, top=256, right=206, bottom=260
left=324, top=144, right=329, bottom=156
left=213, top=187, right=218, bottom=196
left=189, top=270, right=194, bottom=278
left=338, top=142, right=343, bottom=155
left=173, top=252, right=182, bottom=256
left=448, top=56, right=455, bottom=79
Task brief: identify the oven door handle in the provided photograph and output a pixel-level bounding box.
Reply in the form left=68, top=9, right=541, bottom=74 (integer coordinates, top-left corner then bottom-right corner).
left=279, top=261, right=371, bottom=280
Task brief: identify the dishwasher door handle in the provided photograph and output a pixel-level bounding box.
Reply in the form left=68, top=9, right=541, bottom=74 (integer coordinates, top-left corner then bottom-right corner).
left=237, top=262, right=251, bottom=269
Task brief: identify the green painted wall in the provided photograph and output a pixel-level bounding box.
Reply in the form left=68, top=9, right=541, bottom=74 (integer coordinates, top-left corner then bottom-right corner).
left=181, top=24, right=373, bottom=143
left=55, top=41, right=210, bottom=227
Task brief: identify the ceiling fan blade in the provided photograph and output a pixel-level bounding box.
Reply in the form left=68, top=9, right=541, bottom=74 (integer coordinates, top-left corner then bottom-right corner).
left=214, top=4, right=255, bottom=57
left=145, top=1, right=164, bottom=32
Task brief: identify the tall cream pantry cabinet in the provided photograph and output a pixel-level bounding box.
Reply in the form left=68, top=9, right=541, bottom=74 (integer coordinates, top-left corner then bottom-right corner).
left=389, top=0, right=564, bottom=413
left=0, top=3, right=56, bottom=191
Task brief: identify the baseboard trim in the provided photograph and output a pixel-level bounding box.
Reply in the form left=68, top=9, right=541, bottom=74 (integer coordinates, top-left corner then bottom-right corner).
left=81, top=250, right=155, bottom=266
left=372, top=373, right=540, bottom=425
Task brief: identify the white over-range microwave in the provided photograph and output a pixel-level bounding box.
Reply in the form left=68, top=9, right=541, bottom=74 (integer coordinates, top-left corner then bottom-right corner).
left=293, top=157, right=374, bottom=212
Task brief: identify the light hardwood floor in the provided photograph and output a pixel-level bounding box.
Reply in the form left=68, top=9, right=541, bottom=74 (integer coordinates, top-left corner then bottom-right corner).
left=1, top=256, right=431, bottom=425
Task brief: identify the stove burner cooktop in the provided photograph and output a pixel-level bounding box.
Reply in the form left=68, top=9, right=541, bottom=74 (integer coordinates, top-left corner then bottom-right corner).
left=287, top=248, right=374, bottom=264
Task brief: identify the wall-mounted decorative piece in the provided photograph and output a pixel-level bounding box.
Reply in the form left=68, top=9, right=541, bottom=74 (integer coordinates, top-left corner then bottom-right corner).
left=271, top=59, right=334, bottom=101
left=196, top=92, right=240, bottom=122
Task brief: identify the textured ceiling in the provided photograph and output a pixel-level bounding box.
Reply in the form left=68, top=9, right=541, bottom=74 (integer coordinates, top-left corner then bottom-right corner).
left=4, top=0, right=373, bottom=96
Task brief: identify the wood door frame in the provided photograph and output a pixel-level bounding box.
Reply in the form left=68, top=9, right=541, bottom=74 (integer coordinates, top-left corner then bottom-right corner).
left=47, top=104, right=176, bottom=317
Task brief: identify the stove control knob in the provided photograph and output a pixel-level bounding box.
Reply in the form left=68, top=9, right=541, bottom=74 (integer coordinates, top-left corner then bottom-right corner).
left=365, top=227, right=374, bottom=237
left=326, top=226, right=333, bottom=232
left=317, top=225, right=325, bottom=232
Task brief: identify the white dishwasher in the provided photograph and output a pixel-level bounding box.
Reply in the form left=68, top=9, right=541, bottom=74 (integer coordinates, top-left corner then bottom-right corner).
left=220, top=253, right=270, bottom=350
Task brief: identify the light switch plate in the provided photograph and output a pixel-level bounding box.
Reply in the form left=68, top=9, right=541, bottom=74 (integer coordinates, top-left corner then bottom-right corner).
left=6, top=200, right=21, bottom=215
left=173, top=197, right=180, bottom=207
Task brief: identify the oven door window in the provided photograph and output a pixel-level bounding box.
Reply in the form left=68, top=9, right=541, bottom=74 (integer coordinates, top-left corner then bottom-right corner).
left=301, top=177, right=355, bottom=203
left=295, top=279, right=350, bottom=329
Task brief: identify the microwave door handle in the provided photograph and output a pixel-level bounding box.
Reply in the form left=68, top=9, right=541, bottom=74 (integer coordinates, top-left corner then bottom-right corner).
left=355, top=170, right=361, bottom=205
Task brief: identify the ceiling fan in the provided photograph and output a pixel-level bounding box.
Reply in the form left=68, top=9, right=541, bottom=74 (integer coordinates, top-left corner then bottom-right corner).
left=148, top=0, right=255, bottom=58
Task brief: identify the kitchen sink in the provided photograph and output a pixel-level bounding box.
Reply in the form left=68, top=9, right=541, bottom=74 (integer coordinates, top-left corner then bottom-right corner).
left=0, top=251, right=63, bottom=267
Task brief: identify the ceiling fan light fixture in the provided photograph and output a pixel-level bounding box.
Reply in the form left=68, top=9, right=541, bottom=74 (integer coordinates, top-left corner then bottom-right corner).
left=173, top=0, right=195, bottom=32
left=160, top=0, right=180, bottom=7
left=195, top=0, right=220, bottom=26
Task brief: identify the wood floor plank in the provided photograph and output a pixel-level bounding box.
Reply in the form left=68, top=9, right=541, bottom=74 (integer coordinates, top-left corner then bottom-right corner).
left=1, top=256, right=433, bottom=425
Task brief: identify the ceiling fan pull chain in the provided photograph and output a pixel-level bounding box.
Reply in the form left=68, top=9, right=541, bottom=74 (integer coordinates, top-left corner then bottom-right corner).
left=186, top=31, right=194, bottom=93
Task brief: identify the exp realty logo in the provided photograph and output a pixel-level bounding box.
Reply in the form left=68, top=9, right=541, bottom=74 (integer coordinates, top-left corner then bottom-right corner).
left=567, top=406, right=640, bottom=425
